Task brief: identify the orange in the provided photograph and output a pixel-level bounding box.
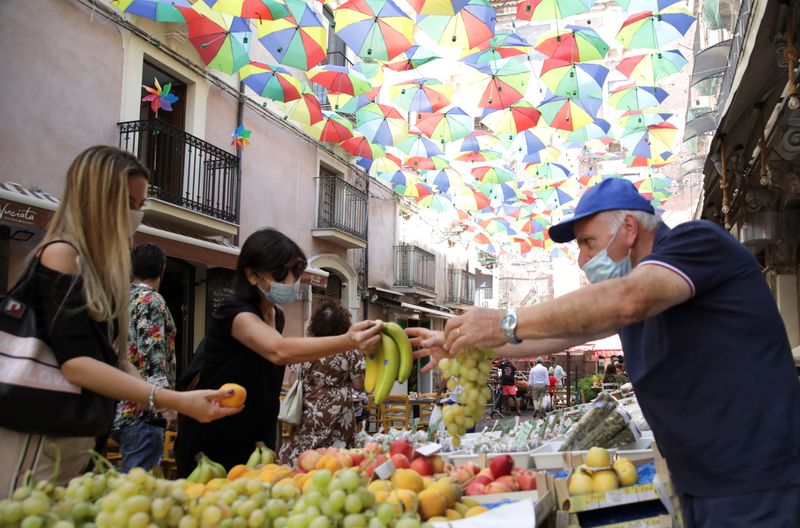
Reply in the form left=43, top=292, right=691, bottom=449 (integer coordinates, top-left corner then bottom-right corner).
left=218, top=383, right=247, bottom=407
left=227, top=464, right=249, bottom=480
left=417, top=489, right=447, bottom=520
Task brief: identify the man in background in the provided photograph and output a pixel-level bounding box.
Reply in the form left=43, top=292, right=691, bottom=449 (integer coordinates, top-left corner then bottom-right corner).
left=529, top=359, right=549, bottom=418
left=498, top=358, right=520, bottom=414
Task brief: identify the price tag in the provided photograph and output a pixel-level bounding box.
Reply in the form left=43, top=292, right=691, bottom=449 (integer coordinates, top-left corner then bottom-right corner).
left=415, top=443, right=442, bottom=457
left=373, top=459, right=396, bottom=480
left=605, top=490, right=625, bottom=504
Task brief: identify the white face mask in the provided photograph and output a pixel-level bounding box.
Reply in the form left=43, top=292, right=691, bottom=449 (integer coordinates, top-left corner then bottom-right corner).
left=581, top=225, right=632, bottom=284
left=129, top=209, right=145, bottom=236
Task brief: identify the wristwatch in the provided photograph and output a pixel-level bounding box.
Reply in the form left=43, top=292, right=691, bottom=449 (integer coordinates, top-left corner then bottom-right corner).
left=500, top=308, right=522, bottom=345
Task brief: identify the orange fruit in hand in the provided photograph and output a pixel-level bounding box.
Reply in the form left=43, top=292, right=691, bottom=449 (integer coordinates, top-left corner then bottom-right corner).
left=219, top=383, right=247, bottom=407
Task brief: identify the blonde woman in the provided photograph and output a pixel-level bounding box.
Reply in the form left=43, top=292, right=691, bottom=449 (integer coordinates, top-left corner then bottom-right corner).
left=0, top=146, right=240, bottom=497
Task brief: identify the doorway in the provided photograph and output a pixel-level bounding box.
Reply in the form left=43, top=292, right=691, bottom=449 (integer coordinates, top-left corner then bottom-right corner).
left=159, top=258, right=195, bottom=381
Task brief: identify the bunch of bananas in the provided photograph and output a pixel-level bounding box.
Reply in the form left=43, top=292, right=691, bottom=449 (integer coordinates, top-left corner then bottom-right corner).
left=365, top=321, right=413, bottom=405
left=245, top=442, right=277, bottom=468
left=186, top=453, right=227, bottom=484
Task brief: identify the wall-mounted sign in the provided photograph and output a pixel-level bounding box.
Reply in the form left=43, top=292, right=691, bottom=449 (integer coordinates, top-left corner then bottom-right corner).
left=0, top=201, right=37, bottom=226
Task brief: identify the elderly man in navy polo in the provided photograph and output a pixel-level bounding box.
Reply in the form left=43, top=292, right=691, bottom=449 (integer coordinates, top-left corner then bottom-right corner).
left=408, top=178, right=800, bottom=527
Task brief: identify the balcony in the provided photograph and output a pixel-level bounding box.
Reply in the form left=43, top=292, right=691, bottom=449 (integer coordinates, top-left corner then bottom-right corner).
left=478, top=249, right=498, bottom=269
left=446, top=268, right=476, bottom=306
left=394, top=244, right=436, bottom=296
left=118, top=120, right=239, bottom=237
left=312, top=175, right=367, bottom=249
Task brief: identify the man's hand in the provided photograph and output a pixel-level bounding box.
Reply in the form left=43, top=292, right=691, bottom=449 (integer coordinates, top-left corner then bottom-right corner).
left=443, top=308, right=507, bottom=355
left=405, top=327, right=447, bottom=373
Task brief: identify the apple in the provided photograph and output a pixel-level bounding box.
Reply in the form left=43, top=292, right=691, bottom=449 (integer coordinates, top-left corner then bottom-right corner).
left=489, top=454, right=514, bottom=479
left=472, top=474, right=493, bottom=487
left=431, top=455, right=445, bottom=474
left=443, top=463, right=455, bottom=473
left=390, top=453, right=410, bottom=469
left=410, top=456, right=434, bottom=476
left=477, top=468, right=494, bottom=479
left=464, top=462, right=482, bottom=476
left=389, top=439, right=414, bottom=460
left=349, top=449, right=366, bottom=467
left=297, top=450, right=323, bottom=472
left=465, top=482, right=487, bottom=496
left=518, top=470, right=538, bottom=491
left=364, top=454, right=387, bottom=478
left=484, top=482, right=512, bottom=494
left=452, top=468, right=473, bottom=485
left=495, top=475, right=520, bottom=491
left=336, top=451, right=354, bottom=468
left=364, top=442, right=384, bottom=455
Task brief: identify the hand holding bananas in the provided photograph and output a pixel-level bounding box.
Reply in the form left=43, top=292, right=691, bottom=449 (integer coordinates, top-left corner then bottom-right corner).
left=364, top=322, right=414, bottom=405
left=347, top=320, right=384, bottom=354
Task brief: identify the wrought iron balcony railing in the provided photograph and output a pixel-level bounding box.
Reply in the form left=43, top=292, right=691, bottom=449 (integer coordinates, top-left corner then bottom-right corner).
left=118, top=119, right=240, bottom=223
left=447, top=268, right=476, bottom=305
left=317, top=176, right=367, bottom=241
left=394, top=244, right=436, bottom=292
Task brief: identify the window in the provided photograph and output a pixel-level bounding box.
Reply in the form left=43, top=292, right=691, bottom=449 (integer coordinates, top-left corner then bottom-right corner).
left=141, top=60, right=186, bottom=130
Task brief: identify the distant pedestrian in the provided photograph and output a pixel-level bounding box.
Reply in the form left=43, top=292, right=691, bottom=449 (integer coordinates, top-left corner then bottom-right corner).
left=498, top=358, right=519, bottom=414
left=529, top=360, right=549, bottom=418
left=553, top=361, right=566, bottom=386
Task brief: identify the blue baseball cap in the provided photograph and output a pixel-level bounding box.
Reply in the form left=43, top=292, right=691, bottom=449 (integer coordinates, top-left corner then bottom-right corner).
left=548, top=178, right=655, bottom=243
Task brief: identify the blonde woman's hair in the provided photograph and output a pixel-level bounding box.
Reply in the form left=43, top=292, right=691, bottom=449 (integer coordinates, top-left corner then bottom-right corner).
left=42, top=146, right=150, bottom=356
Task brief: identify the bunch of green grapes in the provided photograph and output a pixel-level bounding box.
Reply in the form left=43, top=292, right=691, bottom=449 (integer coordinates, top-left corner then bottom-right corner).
left=438, top=348, right=496, bottom=448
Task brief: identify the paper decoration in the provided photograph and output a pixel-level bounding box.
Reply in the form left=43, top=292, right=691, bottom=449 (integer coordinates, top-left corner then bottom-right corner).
left=142, top=78, right=179, bottom=116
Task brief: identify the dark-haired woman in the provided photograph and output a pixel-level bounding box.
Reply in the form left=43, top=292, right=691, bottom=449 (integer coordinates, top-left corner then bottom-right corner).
left=175, top=229, right=381, bottom=475
left=278, top=301, right=365, bottom=463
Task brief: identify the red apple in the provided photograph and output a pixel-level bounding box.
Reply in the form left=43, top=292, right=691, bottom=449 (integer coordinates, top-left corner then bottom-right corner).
left=472, top=474, right=493, bottom=487
left=465, top=482, right=487, bottom=496
left=518, top=470, right=538, bottom=491
left=363, top=454, right=387, bottom=478
left=477, top=468, right=494, bottom=479
left=336, top=451, right=354, bottom=468
left=297, top=450, right=323, bottom=472
left=349, top=449, right=366, bottom=467
left=410, top=456, right=434, bottom=476
left=465, top=462, right=482, bottom=476
left=484, top=482, right=512, bottom=494
left=496, top=475, right=520, bottom=491
left=431, top=455, right=445, bottom=474
left=364, top=442, right=384, bottom=455
left=389, top=439, right=414, bottom=460
left=489, top=455, right=514, bottom=479
left=390, top=453, right=410, bottom=469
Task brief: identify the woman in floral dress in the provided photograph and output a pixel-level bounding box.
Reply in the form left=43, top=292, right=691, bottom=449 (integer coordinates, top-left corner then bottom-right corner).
left=279, top=301, right=365, bottom=463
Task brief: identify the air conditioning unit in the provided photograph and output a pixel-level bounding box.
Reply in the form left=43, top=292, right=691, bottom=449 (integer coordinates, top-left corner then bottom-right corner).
left=739, top=212, right=782, bottom=247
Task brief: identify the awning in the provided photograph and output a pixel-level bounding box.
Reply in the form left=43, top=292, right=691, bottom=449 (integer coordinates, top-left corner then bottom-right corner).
left=681, top=156, right=707, bottom=177
left=683, top=112, right=718, bottom=142
left=691, top=40, right=732, bottom=86
left=0, top=182, right=58, bottom=230
left=400, top=301, right=453, bottom=319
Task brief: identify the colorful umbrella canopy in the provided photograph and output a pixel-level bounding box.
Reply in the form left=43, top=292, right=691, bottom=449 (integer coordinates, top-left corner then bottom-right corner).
left=382, top=45, right=441, bottom=71
left=616, top=49, right=687, bottom=82
left=404, top=155, right=452, bottom=170
left=620, top=122, right=677, bottom=158
left=308, top=65, right=372, bottom=96
left=417, top=0, right=497, bottom=49
left=467, top=59, right=532, bottom=110
left=415, top=107, right=473, bottom=143
left=355, top=103, right=409, bottom=146
left=537, top=96, right=601, bottom=131
left=113, top=0, right=190, bottom=22
left=367, top=151, right=403, bottom=175
left=334, top=0, right=415, bottom=61
left=423, top=168, right=464, bottom=193
left=378, top=169, right=418, bottom=193
left=281, top=89, right=323, bottom=126
left=625, top=152, right=674, bottom=167
left=616, top=9, right=696, bottom=49
left=617, top=109, right=673, bottom=131
left=515, top=0, right=594, bottom=22
left=416, top=192, right=457, bottom=212
left=240, top=61, right=303, bottom=102
left=523, top=162, right=571, bottom=179
left=256, top=0, right=326, bottom=70
left=201, top=0, right=289, bottom=19
left=339, top=134, right=386, bottom=159
left=561, top=118, right=611, bottom=145
left=398, top=134, right=443, bottom=157
left=460, top=32, right=533, bottom=66
left=613, top=0, right=681, bottom=13
left=505, top=129, right=546, bottom=157
left=535, top=25, right=609, bottom=62
left=354, top=63, right=385, bottom=87
left=178, top=2, right=251, bottom=74
left=540, top=60, right=608, bottom=99
left=305, top=111, right=354, bottom=143
left=459, top=130, right=502, bottom=152
left=327, top=91, right=378, bottom=114
left=408, top=0, right=470, bottom=15
left=455, top=150, right=504, bottom=163
left=608, top=83, right=668, bottom=111
left=390, top=78, right=453, bottom=112
left=451, top=184, right=492, bottom=211
left=521, top=145, right=561, bottom=164
left=480, top=100, right=542, bottom=134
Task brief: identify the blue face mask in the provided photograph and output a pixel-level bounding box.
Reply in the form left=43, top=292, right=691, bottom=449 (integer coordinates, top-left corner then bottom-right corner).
left=581, top=227, right=632, bottom=284
left=258, top=279, right=300, bottom=305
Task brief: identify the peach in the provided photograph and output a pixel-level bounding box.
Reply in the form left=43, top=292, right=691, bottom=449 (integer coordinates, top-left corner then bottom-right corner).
left=218, top=383, right=247, bottom=407
left=297, top=450, right=323, bottom=472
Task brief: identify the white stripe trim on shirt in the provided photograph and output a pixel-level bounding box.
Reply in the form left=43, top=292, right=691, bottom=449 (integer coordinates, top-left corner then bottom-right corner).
left=638, top=260, right=696, bottom=297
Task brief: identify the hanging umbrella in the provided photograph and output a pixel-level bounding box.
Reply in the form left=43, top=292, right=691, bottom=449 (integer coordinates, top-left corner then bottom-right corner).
left=368, top=151, right=403, bottom=175
left=178, top=3, right=252, bottom=74
left=256, top=0, right=327, bottom=70
left=608, top=83, right=668, bottom=111
left=540, top=59, right=608, bottom=99
left=529, top=185, right=576, bottom=208
left=480, top=100, right=541, bottom=134
left=408, top=0, right=468, bottom=15
left=521, top=146, right=561, bottom=164
left=281, top=89, right=323, bottom=126
left=378, top=168, right=418, bottom=192
left=620, top=122, right=677, bottom=158
left=383, top=45, right=441, bottom=71
left=477, top=217, right=516, bottom=236
left=466, top=58, right=531, bottom=110
left=339, top=135, right=386, bottom=159
left=417, top=0, right=497, bottom=49
left=354, top=62, right=384, bottom=86
left=505, top=129, right=546, bottom=157
left=535, top=25, right=609, bottom=62
left=452, top=184, right=492, bottom=211
left=113, top=0, right=190, bottom=22
left=334, top=0, right=415, bottom=61
left=308, top=65, right=372, bottom=96
left=415, top=107, right=473, bottom=143
left=461, top=32, right=533, bottom=66
left=424, top=168, right=464, bottom=193
left=537, top=96, right=600, bottom=131
left=516, top=0, right=594, bottom=22
left=404, top=155, right=452, bottom=170
left=523, top=162, right=571, bottom=179
left=616, top=49, right=687, bottom=82
left=472, top=165, right=516, bottom=184
left=327, top=90, right=378, bottom=114
left=355, top=103, right=409, bottom=146
left=201, top=0, right=289, bottom=20
left=402, top=181, right=435, bottom=198
left=455, top=150, right=504, bottom=163
left=618, top=109, right=673, bottom=131
left=306, top=111, right=354, bottom=143
left=624, top=152, right=674, bottom=167
left=390, top=78, right=453, bottom=112
left=616, top=9, right=696, bottom=49
left=614, top=0, right=681, bottom=13
left=398, top=134, right=443, bottom=157
left=562, top=118, right=611, bottom=146
left=417, top=192, right=456, bottom=212
left=240, top=61, right=303, bottom=102
left=473, top=166, right=520, bottom=201
left=460, top=130, right=501, bottom=152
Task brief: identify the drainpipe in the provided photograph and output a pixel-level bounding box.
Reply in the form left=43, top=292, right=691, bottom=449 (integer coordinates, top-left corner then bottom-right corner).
left=362, top=175, right=370, bottom=321
left=234, top=81, right=245, bottom=247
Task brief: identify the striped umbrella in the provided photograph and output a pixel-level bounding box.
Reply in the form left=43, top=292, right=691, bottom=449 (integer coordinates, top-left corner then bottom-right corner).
left=308, top=65, right=372, bottom=96
left=516, top=0, right=594, bottom=22
left=339, top=134, right=386, bottom=159
left=239, top=62, right=303, bottom=102
left=281, top=89, right=323, bottom=126
left=201, top=0, right=289, bottom=19
left=383, top=45, right=441, bottom=71
left=540, top=60, right=608, bottom=99
left=616, top=9, right=696, bottom=49
left=305, top=111, right=354, bottom=143
left=616, top=49, right=687, bottom=82
left=481, top=100, right=542, bottom=134
left=467, top=58, right=532, bottom=110
left=390, top=78, right=453, bottom=113
left=460, top=130, right=502, bottom=152
left=423, top=168, right=464, bottom=193
left=460, top=32, right=533, bottom=67
left=537, top=96, right=601, bottom=131
left=415, top=107, right=474, bottom=143
left=608, top=83, right=669, bottom=111
left=178, top=2, right=251, bottom=74
left=455, top=150, right=504, bottom=163
left=613, top=0, right=680, bottom=11
left=256, top=0, right=327, bottom=70
left=355, top=103, right=409, bottom=146
left=417, top=0, right=497, bottom=49
left=535, top=25, right=609, bottom=62
left=334, top=0, right=415, bottom=61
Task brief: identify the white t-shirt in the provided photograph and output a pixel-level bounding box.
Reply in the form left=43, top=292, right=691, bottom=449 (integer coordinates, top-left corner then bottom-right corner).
left=530, top=364, right=549, bottom=386
left=553, top=364, right=566, bottom=381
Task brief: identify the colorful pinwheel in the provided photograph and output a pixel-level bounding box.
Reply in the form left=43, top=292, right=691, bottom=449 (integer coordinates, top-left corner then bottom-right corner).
left=142, top=78, right=180, bottom=115
left=239, top=62, right=303, bottom=102
left=178, top=2, right=251, bottom=74
left=535, top=25, right=609, bottom=62
left=515, top=0, right=594, bottom=22
left=417, top=0, right=497, bottom=49
left=383, top=45, right=441, bottom=71
left=616, top=49, right=688, bottom=82
left=608, top=83, right=668, bottom=111
left=201, top=0, right=289, bottom=20
left=256, top=0, right=326, bottom=70
left=537, top=96, right=601, bottom=131
left=540, top=60, right=608, bottom=99
left=334, top=0, right=415, bottom=61
left=308, top=65, right=373, bottom=96
left=390, top=78, right=453, bottom=112
left=231, top=125, right=251, bottom=148
left=481, top=100, right=542, bottom=134
left=415, top=107, right=473, bottom=143
left=467, top=58, right=532, bottom=110
left=616, top=9, right=696, bottom=49
left=355, top=103, right=409, bottom=146
left=113, top=0, right=190, bottom=22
